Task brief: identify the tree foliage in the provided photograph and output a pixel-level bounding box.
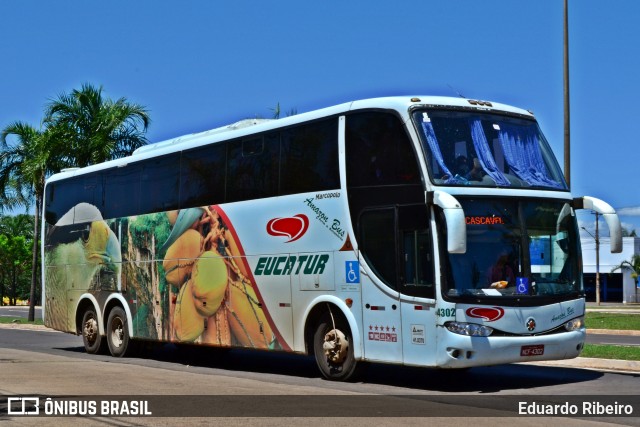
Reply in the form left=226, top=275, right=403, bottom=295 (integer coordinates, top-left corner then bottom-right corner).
left=0, top=215, right=34, bottom=305
left=44, top=83, right=150, bottom=167
left=611, top=254, right=640, bottom=285
left=0, top=122, right=52, bottom=212
left=621, top=227, right=638, bottom=238
left=0, top=122, right=55, bottom=316
left=270, top=102, right=297, bottom=119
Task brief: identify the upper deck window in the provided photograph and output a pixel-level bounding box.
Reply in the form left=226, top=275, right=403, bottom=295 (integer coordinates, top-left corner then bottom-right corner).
left=412, top=109, right=567, bottom=190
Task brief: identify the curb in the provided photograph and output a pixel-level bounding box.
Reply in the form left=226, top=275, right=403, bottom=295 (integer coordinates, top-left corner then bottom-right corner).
left=0, top=323, right=51, bottom=331
left=588, top=328, right=640, bottom=336
left=525, top=357, right=640, bottom=373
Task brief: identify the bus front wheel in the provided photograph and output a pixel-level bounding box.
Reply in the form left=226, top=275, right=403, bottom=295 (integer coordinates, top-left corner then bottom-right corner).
left=106, top=307, right=131, bottom=357
left=313, top=312, right=359, bottom=381
left=81, top=308, right=106, bottom=354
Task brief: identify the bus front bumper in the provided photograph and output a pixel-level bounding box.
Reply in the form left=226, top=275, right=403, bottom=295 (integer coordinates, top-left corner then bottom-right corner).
left=435, top=326, right=586, bottom=369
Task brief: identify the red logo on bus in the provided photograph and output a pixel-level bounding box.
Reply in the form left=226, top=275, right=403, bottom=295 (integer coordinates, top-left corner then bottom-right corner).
left=267, top=214, right=309, bottom=243
left=465, top=307, right=505, bottom=322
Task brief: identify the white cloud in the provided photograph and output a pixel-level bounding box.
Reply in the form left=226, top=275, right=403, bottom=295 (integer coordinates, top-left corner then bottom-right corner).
left=616, top=206, right=640, bottom=216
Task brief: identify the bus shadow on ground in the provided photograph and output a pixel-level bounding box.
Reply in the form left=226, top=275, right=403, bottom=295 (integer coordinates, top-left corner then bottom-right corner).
left=144, top=342, right=320, bottom=379
left=77, top=341, right=607, bottom=393
left=363, top=362, right=607, bottom=393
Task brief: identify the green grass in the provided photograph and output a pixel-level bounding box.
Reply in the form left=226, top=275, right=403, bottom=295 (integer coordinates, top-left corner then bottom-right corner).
left=585, top=312, right=640, bottom=330
left=581, top=344, right=640, bottom=361
left=583, top=313, right=640, bottom=361
left=0, top=316, right=43, bottom=325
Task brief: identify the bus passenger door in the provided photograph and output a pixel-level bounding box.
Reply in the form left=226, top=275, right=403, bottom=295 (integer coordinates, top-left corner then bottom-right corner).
left=358, top=208, right=403, bottom=363
left=397, top=205, right=438, bottom=367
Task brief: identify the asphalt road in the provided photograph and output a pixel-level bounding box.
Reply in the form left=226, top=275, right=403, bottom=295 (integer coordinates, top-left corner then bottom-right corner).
left=0, top=306, right=41, bottom=320
left=1, top=326, right=639, bottom=426
left=586, top=333, right=640, bottom=346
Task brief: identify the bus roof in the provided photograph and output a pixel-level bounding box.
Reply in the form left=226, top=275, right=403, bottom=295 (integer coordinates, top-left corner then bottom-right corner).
left=45, top=96, right=533, bottom=184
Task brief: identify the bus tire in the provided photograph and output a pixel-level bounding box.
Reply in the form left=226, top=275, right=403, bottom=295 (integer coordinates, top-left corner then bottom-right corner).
left=81, top=308, right=106, bottom=354
left=313, top=312, right=359, bottom=381
left=106, top=306, right=130, bottom=358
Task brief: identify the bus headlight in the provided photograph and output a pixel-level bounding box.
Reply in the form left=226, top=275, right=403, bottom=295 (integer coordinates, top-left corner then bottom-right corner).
left=564, top=317, right=585, bottom=332
left=445, top=321, right=493, bottom=337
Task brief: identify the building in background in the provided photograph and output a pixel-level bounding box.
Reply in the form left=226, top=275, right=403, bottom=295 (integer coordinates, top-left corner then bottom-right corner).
left=581, top=237, right=640, bottom=303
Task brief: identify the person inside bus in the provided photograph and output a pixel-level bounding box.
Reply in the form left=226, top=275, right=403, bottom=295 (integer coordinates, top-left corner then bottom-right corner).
left=487, top=251, right=516, bottom=288
left=443, top=155, right=485, bottom=182
left=467, top=157, right=485, bottom=181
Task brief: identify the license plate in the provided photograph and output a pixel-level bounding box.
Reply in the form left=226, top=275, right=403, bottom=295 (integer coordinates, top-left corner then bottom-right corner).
left=520, top=344, right=544, bottom=357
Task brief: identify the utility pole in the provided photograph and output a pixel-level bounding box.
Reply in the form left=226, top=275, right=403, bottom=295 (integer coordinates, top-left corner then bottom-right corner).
left=582, top=214, right=601, bottom=306
left=595, top=212, right=601, bottom=305
left=563, top=0, right=571, bottom=188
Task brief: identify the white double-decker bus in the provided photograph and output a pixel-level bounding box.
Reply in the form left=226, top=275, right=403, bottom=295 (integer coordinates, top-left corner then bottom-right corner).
left=42, top=96, right=622, bottom=380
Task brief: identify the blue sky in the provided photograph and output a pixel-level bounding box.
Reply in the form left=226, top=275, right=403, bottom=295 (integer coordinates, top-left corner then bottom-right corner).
left=1, top=0, right=639, bottom=235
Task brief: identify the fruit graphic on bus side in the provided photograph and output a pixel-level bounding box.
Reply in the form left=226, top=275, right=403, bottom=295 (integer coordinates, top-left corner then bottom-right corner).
left=173, top=280, right=205, bottom=341
left=200, top=306, right=231, bottom=346
left=190, top=251, right=228, bottom=317
left=163, top=229, right=202, bottom=286
left=228, top=279, right=273, bottom=349
left=224, top=229, right=250, bottom=279
left=160, top=205, right=281, bottom=350
left=166, top=210, right=179, bottom=226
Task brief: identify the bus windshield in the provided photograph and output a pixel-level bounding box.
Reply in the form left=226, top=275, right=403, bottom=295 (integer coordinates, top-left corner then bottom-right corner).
left=412, top=109, right=568, bottom=190
left=444, top=199, right=581, bottom=303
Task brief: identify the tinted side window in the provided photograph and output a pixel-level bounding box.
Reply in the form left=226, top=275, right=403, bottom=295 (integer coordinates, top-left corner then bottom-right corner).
left=346, top=112, right=420, bottom=187
left=180, top=143, right=226, bottom=208
left=398, top=204, right=434, bottom=298
left=227, top=133, right=279, bottom=202
left=280, top=119, right=339, bottom=195
left=140, top=154, right=180, bottom=214
left=44, top=175, right=102, bottom=225
left=103, top=165, right=141, bottom=219
left=359, top=208, right=397, bottom=290
left=44, top=182, right=61, bottom=225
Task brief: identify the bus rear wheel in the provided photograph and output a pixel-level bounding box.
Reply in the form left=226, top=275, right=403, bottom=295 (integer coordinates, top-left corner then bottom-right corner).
left=82, top=308, right=106, bottom=354
left=313, top=312, right=359, bottom=381
left=107, top=307, right=131, bottom=357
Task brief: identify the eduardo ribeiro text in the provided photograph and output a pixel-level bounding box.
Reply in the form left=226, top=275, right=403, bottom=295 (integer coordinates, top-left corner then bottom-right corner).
left=519, top=400, right=634, bottom=416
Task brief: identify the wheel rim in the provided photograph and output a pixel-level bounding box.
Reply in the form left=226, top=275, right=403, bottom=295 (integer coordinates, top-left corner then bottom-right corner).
left=110, top=317, right=124, bottom=348
left=322, top=328, right=349, bottom=365
left=314, top=320, right=355, bottom=380
left=84, top=317, right=98, bottom=345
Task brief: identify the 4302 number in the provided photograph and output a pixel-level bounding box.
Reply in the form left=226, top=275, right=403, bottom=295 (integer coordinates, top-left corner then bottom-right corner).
left=436, top=308, right=456, bottom=317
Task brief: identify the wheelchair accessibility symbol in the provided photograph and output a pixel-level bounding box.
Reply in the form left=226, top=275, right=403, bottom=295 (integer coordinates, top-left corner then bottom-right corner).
left=516, top=277, right=529, bottom=294
left=346, top=261, right=360, bottom=284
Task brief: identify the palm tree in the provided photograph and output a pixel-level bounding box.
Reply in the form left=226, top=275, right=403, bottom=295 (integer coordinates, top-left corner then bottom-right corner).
left=44, top=83, right=151, bottom=167
left=270, top=102, right=298, bottom=119
left=0, top=122, right=55, bottom=320
left=621, top=227, right=638, bottom=238
left=611, top=254, right=640, bottom=301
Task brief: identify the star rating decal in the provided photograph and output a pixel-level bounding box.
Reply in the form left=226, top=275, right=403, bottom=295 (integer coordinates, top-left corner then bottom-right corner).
left=367, top=325, right=398, bottom=342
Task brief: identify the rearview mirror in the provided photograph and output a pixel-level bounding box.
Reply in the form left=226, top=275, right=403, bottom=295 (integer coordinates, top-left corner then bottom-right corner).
left=429, top=191, right=466, bottom=254
left=573, top=196, right=622, bottom=253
